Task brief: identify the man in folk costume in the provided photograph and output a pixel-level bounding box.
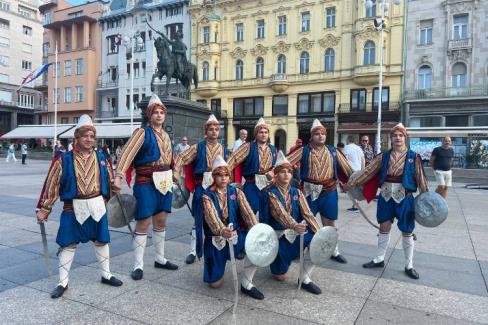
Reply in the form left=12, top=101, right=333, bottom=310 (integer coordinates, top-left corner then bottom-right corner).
left=173, top=114, right=229, bottom=264
left=114, top=94, right=178, bottom=281
left=36, top=115, right=123, bottom=299
left=286, top=119, right=353, bottom=264
left=201, top=155, right=264, bottom=299
left=227, top=117, right=277, bottom=214
left=260, top=151, right=322, bottom=294
left=344, top=123, right=429, bottom=279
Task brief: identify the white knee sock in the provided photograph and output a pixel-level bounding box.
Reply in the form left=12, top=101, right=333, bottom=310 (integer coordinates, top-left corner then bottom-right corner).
left=133, top=233, right=147, bottom=271
left=95, top=244, right=112, bottom=280
left=402, top=235, right=414, bottom=270
left=300, top=260, right=315, bottom=285
left=153, top=228, right=167, bottom=265
left=332, top=243, right=340, bottom=257
left=189, top=227, right=196, bottom=256
left=241, top=257, right=257, bottom=290
left=58, top=247, right=76, bottom=288
left=373, top=232, right=390, bottom=263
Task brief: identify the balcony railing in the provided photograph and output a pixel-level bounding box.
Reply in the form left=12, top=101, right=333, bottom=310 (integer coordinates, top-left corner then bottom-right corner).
left=270, top=73, right=287, bottom=82
left=448, top=38, right=471, bottom=50
left=0, top=100, right=42, bottom=110
left=339, top=102, right=399, bottom=113
left=97, top=80, right=118, bottom=89
left=98, top=110, right=117, bottom=118
left=404, top=87, right=488, bottom=100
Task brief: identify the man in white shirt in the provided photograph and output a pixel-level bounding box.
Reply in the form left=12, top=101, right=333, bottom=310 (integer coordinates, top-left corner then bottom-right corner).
left=232, top=129, right=248, bottom=153
left=343, top=136, right=365, bottom=212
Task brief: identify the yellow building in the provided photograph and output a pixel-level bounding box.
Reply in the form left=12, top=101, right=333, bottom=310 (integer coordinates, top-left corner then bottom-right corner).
left=189, top=0, right=404, bottom=151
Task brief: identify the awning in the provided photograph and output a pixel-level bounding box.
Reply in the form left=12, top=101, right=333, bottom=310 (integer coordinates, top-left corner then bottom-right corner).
left=0, top=124, right=75, bottom=139
left=336, top=123, right=398, bottom=133
left=59, top=123, right=134, bottom=139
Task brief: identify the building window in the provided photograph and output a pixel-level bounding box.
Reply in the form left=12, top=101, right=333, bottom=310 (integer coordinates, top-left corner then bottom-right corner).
left=298, top=92, right=335, bottom=114
left=22, top=25, right=32, bottom=35
left=203, top=26, right=210, bottom=44
left=165, top=23, right=183, bottom=40
left=301, top=11, right=310, bottom=32
left=22, top=43, right=32, bottom=53
left=0, top=73, right=8, bottom=82
left=236, top=23, right=244, bottom=42
left=76, top=59, right=83, bottom=75
left=19, top=94, right=34, bottom=108
left=75, top=86, right=83, bottom=102
left=0, top=36, right=9, bottom=47
left=235, top=60, right=244, bottom=80
left=419, top=20, right=433, bottom=45
left=324, top=48, right=335, bottom=72
left=446, top=115, right=468, bottom=127
left=256, top=57, right=264, bottom=79
left=373, top=87, right=390, bottom=111
left=53, top=62, right=60, bottom=77
left=202, top=61, right=209, bottom=81
left=21, top=60, right=32, bottom=70
left=350, top=89, right=367, bottom=111
left=326, top=7, right=336, bottom=28
left=67, top=11, right=82, bottom=18
left=0, top=55, right=8, bottom=66
left=452, top=62, right=467, bottom=88
left=0, top=18, right=9, bottom=29
left=166, top=6, right=182, bottom=17
left=63, top=60, right=71, bottom=76
left=278, top=15, right=287, bottom=35
left=273, top=95, right=288, bottom=116
left=300, top=52, right=309, bottom=74
left=277, top=54, right=286, bottom=74
left=410, top=116, right=442, bottom=128
left=64, top=87, right=72, bottom=103
left=233, top=97, right=264, bottom=117
left=453, top=14, right=468, bottom=40
left=18, top=5, right=34, bottom=18
left=418, top=65, right=432, bottom=89
left=133, top=62, right=140, bottom=78
left=61, top=117, right=69, bottom=124
left=366, top=2, right=376, bottom=17
left=211, top=98, right=221, bottom=115
left=363, top=41, right=375, bottom=65
left=52, top=88, right=60, bottom=104
left=257, top=19, right=265, bottom=39
left=0, top=1, right=10, bottom=11
left=196, top=99, right=207, bottom=106
left=472, top=115, right=488, bottom=127
left=107, top=35, right=119, bottom=54
left=43, top=42, right=50, bottom=56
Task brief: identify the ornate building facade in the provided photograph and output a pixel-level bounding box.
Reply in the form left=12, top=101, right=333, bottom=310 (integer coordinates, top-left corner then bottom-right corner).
left=189, top=0, right=405, bottom=151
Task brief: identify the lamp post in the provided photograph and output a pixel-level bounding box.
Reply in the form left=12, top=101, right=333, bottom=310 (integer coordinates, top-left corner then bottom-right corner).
left=124, top=31, right=144, bottom=133
left=365, top=0, right=401, bottom=154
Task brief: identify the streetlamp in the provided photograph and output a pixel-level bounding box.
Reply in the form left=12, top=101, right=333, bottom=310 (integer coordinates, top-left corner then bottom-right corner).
left=365, top=0, right=401, bottom=154
left=124, top=31, right=144, bottom=133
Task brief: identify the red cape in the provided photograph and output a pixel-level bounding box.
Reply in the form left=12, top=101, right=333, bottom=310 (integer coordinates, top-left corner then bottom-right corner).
left=184, top=163, right=196, bottom=193
left=363, top=174, right=380, bottom=203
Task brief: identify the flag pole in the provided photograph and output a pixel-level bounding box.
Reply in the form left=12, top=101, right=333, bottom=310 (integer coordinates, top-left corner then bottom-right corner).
left=53, top=42, right=58, bottom=158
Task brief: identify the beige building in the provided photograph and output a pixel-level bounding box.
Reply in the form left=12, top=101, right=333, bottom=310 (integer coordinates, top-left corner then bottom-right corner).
left=39, top=0, right=103, bottom=125
left=189, top=0, right=404, bottom=151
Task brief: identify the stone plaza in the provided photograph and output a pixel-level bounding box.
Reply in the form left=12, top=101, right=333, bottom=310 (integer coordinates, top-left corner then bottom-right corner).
left=0, top=159, right=487, bottom=324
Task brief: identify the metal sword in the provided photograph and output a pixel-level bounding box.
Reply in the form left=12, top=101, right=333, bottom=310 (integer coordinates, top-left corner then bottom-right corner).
left=115, top=194, right=134, bottom=237
left=296, top=221, right=306, bottom=294
left=39, top=222, right=52, bottom=276
left=346, top=192, right=379, bottom=230
left=227, top=223, right=239, bottom=314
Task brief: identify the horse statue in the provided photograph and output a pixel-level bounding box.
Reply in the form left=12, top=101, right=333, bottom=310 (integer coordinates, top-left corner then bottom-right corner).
left=151, top=36, right=176, bottom=95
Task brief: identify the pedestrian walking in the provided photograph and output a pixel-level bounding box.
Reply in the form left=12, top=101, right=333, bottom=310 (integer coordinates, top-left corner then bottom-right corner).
left=6, top=143, right=17, bottom=162
left=21, top=143, right=28, bottom=165
left=360, top=135, right=375, bottom=166
left=343, top=136, right=365, bottom=212
left=430, top=137, right=454, bottom=199
left=174, top=136, right=190, bottom=156
left=232, top=129, right=248, bottom=153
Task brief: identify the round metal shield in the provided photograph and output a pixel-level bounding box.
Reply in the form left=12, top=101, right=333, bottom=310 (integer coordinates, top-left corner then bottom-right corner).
left=245, top=223, right=279, bottom=267
left=106, top=194, right=137, bottom=228
left=348, top=170, right=365, bottom=201
left=172, top=182, right=189, bottom=209
left=310, top=226, right=338, bottom=266
left=414, top=192, right=448, bottom=227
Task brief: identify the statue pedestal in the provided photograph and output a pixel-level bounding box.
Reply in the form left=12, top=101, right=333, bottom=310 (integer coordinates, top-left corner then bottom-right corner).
left=137, top=95, right=210, bottom=144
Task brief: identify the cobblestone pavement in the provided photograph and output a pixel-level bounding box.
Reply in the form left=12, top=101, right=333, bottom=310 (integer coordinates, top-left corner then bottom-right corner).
left=0, top=159, right=487, bottom=324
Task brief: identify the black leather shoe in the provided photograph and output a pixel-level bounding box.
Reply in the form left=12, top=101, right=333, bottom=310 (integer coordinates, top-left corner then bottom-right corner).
left=362, top=260, right=385, bottom=268
left=405, top=267, right=419, bottom=279
left=51, top=285, right=67, bottom=299
left=131, top=268, right=143, bottom=280
left=154, top=260, right=179, bottom=270
left=301, top=281, right=322, bottom=295
left=185, top=253, right=196, bottom=264
left=331, top=254, right=348, bottom=264
left=101, top=276, right=123, bottom=287
left=241, top=285, right=264, bottom=300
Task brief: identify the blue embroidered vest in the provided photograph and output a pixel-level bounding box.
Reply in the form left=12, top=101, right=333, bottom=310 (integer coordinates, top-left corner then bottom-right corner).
left=260, top=185, right=301, bottom=230
left=242, top=142, right=277, bottom=176
left=379, top=150, right=418, bottom=192
left=300, top=145, right=339, bottom=181
left=203, top=186, right=240, bottom=236
left=134, top=126, right=160, bottom=167
left=60, top=150, right=110, bottom=201
left=194, top=141, right=228, bottom=176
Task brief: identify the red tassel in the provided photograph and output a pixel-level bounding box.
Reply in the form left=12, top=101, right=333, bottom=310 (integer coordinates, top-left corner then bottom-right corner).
left=184, top=163, right=196, bottom=193
left=125, top=164, right=133, bottom=188
left=234, top=164, right=243, bottom=184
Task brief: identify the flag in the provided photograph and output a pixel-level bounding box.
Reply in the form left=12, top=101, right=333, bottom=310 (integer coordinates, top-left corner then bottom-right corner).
left=16, top=62, right=53, bottom=93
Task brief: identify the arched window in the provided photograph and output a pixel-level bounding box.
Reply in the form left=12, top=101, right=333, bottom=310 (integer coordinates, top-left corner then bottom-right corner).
left=300, top=51, right=310, bottom=74
left=202, top=61, right=209, bottom=81
left=324, top=48, right=335, bottom=72
left=417, top=65, right=432, bottom=89
left=277, top=54, right=286, bottom=74
left=363, top=41, right=375, bottom=65
left=452, top=62, right=467, bottom=88
left=235, top=60, right=244, bottom=80
left=256, top=57, right=264, bottom=79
